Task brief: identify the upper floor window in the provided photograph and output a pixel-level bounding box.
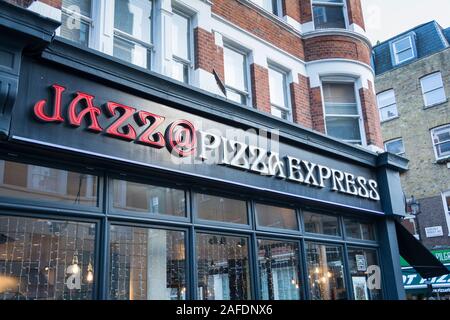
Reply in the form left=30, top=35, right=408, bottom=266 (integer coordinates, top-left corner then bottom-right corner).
left=312, top=0, right=346, bottom=30
left=391, top=35, right=415, bottom=65
left=251, top=0, right=282, bottom=16
left=377, top=89, right=398, bottom=122
left=60, top=0, right=92, bottom=47
left=421, top=72, right=447, bottom=107
left=268, top=65, right=291, bottom=120
left=113, top=0, right=153, bottom=69
left=323, top=81, right=363, bottom=145
left=384, top=138, right=405, bottom=157
left=223, top=45, right=249, bottom=105
left=431, top=124, right=450, bottom=160
left=171, top=10, right=191, bottom=83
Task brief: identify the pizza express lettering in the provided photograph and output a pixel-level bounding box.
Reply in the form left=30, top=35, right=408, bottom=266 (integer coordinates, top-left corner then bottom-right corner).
left=32, top=84, right=380, bottom=201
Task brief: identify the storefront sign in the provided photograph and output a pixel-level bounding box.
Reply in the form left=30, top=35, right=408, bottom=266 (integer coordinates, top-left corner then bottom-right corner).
left=403, top=264, right=450, bottom=289
left=425, top=226, right=444, bottom=238
left=10, top=61, right=383, bottom=212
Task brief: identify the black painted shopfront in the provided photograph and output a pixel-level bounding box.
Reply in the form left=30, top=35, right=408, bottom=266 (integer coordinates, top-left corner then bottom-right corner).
left=0, top=2, right=410, bottom=300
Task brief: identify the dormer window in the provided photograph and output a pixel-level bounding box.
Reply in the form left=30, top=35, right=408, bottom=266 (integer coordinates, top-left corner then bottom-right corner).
left=391, top=35, right=416, bottom=65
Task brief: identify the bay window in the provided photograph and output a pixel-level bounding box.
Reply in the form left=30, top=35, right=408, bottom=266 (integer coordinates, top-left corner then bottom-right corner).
left=268, top=66, right=291, bottom=120
left=171, top=10, right=191, bottom=83
left=431, top=124, right=450, bottom=160
left=60, top=0, right=93, bottom=47
left=223, top=45, right=249, bottom=105
left=323, top=81, right=363, bottom=145
left=421, top=72, right=447, bottom=107
left=312, top=0, right=346, bottom=30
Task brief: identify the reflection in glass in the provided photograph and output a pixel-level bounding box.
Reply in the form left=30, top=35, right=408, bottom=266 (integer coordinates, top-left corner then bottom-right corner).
left=109, top=225, right=186, bottom=300
left=196, top=233, right=251, bottom=300
left=0, top=216, right=96, bottom=300
left=344, top=219, right=375, bottom=241
left=303, top=211, right=340, bottom=236
left=0, top=160, right=98, bottom=207
left=195, top=193, right=248, bottom=225
left=306, top=242, right=347, bottom=300
left=347, top=247, right=381, bottom=300
left=258, top=239, right=301, bottom=300
left=255, top=203, right=298, bottom=230
left=112, top=179, right=186, bottom=216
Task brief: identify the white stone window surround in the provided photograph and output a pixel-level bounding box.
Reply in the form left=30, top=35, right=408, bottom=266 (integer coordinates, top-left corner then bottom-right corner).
left=430, top=124, right=450, bottom=161
left=384, top=138, right=405, bottom=157
left=441, top=191, right=450, bottom=237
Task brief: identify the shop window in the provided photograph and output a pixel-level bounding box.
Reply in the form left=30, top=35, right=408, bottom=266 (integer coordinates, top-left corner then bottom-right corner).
left=108, top=225, right=186, bottom=300
left=323, top=81, right=363, bottom=145
left=60, top=0, right=93, bottom=47
left=223, top=45, right=250, bottom=105
left=257, top=239, right=302, bottom=300
left=255, top=203, right=299, bottom=231
left=347, top=247, right=382, bottom=300
left=384, top=138, right=405, bottom=157
left=431, top=124, right=450, bottom=160
left=312, top=0, right=346, bottom=30
left=306, top=242, right=347, bottom=300
left=113, top=0, right=153, bottom=69
left=391, top=35, right=416, bottom=65
left=112, top=179, right=186, bottom=217
left=0, top=160, right=98, bottom=207
left=269, top=65, right=291, bottom=121
left=303, top=211, right=341, bottom=237
left=171, top=10, right=191, bottom=84
left=344, top=218, right=376, bottom=241
left=196, top=233, right=251, bottom=300
left=195, top=193, right=248, bottom=225
left=377, top=89, right=398, bottom=122
left=0, top=216, right=96, bottom=300
left=421, top=72, right=447, bottom=107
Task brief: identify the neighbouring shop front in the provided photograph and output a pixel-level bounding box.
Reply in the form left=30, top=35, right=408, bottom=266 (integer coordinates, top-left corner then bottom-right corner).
left=0, top=2, right=438, bottom=301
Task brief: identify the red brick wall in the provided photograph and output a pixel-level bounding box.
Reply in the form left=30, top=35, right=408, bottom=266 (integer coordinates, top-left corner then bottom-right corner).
left=194, top=28, right=225, bottom=84
left=212, top=0, right=305, bottom=60
left=359, top=81, right=383, bottom=148
left=304, top=35, right=371, bottom=65
left=309, top=86, right=325, bottom=133
left=347, top=0, right=365, bottom=30
left=283, top=0, right=301, bottom=23
left=3, top=0, right=34, bottom=7
left=299, top=0, right=313, bottom=23
left=291, top=74, right=313, bottom=128
left=250, top=64, right=271, bottom=113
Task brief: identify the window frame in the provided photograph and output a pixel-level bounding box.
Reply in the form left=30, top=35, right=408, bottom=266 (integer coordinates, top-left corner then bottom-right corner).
left=420, top=72, right=447, bottom=108
left=441, top=190, right=450, bottom=237
left=430, top=124, right=450, bottom=161
left=254, top=201, right=301, bottom=235
left=268, top=63, right=292, bottom=121
left=171, top=8, right=193, bottom=84
left=377, top=89, right=399, bottom=122
left=58, top=0, right=94, bottom=48
left=251, top=0, right=283, bottom=17
left=311, top=0, right=348, bottom=30
left=321, top=77, right=366, bottom=146
left=390, top=34, right=417, bottom=66
left=384, top=138, right=406, bottom=157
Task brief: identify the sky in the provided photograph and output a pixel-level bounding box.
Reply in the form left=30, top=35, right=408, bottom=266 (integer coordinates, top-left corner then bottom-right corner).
left=361, top=0, right=450, bottom=45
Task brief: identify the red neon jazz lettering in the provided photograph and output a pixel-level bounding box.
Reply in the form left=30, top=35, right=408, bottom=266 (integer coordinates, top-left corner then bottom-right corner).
left=68, top=92, right=103, bottom=132
left=135, top=111, right=166, bottom=148
left=33, top=84, right=65, bottom=122
left=105, top=102, right=137, bottom=141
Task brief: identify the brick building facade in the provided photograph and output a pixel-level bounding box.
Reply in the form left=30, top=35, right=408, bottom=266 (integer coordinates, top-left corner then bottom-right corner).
left=5, top=0, right=382, bottom=151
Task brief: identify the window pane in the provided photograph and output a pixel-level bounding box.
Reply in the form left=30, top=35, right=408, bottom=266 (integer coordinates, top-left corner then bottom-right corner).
left=60, top=12, right=90, bottom=46
left=421, top=73, right=444, bottom=93
left=114, top=0, right=152, bottom=44
left=325, top=103, right=358, bottom=115
left=377, top=90, right=396, bottom=108
left=424, top=88, right=446, bottom=106
left=347, top=248, right=382, bottom=300
left=396, top=49, right=414, bottom=63
left=271, top=106, right=289, bottom=120
left=385, top=139, right=405, bottom=155
left=306, top=243, right=347, bottom=300
left=326, top=117, right=361, bottom=142
left=225, top=88, right=247, bottom=105
left=258, top=239, right=301, bottom=300
left=195, top=193, right=248, bottom=225
left=344, top=218, right=376, bottom=241
left=252, top=0, right=277, bottom=14
left=112, top=179, right=186, bottom=216
left=0, top=160, right=98, bottom=207
left=172, top=60, right=189, bottom=83
left=433, top=126, right=450, bottom=144
left=323, top=83, right=356, bottom=104
left=62, top=0, right=92, bottom=17
left=255, top=203, right=298, bottom=230
left=0, top=216, right=96, bottom=300
left=109, top=225, right=186, bottom=300
left=113, top=36, right=150, bottom=68
left=379, top=104, right=398, bottom=121
left=303, top=211, right=340, bottom=236
left=224, top=47, right=246, bottom=91
left=313, top=5, right=346, bottom=29
left=172, top=12, right=189, bottom=60
left=196, top=233, right=251, bottom=300
left=269, top=68, right=287, bottom=108
left=393, top=37, right=412, bottom=53
left=437, top=141, right=450, bottom=158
